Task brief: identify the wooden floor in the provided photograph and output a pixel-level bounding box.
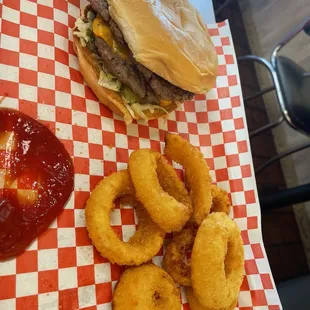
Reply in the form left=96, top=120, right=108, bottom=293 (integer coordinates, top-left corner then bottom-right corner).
left=214, top=0, right=309, bottom=282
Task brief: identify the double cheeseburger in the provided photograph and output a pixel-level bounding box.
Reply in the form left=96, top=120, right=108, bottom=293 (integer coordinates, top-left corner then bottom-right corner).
left=73, top=0, right=218, bottom=124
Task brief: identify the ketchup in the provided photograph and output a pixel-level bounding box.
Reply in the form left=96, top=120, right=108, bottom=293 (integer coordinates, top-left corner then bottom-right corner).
left=0, top=108, right=74, bottom=260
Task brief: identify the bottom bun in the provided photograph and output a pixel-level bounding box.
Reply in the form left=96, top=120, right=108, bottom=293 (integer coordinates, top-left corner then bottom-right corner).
left=72, top=35, right=179, bottom=124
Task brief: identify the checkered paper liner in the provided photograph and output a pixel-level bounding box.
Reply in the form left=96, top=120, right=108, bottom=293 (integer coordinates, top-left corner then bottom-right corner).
left=0, top=0, right=281, bottom=309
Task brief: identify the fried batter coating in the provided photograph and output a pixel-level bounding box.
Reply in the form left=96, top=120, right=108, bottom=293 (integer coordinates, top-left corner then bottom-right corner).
left=129, top=149, right=192, bottom=232
left=211, top=184, right=231, bottom=215
left=163, top=185, right=231, bottom=287
left=113, top=264, right=181, bottom=310
left=164, top=133, right=212, bottom=226
left=192, top=213, right=244, bottom=309
left=186, top=287, right=237, bottom=310
left=162, top=226, right=197, bottom=286
left=85, top=170, right=165, bottom=265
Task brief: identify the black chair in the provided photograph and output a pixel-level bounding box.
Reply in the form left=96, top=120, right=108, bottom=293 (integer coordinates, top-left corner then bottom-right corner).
left=237, top=17, right=310, bottom=209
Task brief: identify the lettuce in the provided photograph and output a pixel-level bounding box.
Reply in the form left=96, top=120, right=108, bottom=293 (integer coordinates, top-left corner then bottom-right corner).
left=98, top=70, right=122, bottom=91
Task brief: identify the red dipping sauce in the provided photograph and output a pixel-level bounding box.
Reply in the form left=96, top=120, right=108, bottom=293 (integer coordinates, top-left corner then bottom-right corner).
left=0, top=108, right=74, bottom=260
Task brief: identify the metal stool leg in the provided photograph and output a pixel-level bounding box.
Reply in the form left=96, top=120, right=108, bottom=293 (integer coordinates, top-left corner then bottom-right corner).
left=250, top=116, right=284, bottom=138
left=256, top=142, right=310, bottom=175
left=244, top=86, right=275, bottom=103
left=237, top=55, right=287, bottom=136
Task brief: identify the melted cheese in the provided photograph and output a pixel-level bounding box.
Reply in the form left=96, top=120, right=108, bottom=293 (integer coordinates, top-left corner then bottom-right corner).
left=92, top=15, right=113, bottom=46
left=160, top=100, right=172, bottom=107
left=92, top=15, right=129, bottom=60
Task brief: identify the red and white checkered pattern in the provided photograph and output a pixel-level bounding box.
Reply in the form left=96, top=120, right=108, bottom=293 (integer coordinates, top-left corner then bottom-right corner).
left=0, top=0, right=281, bottom=309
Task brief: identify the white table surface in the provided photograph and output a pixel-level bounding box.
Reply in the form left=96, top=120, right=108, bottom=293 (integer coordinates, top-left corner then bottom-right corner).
left=189, top=0, right=216, bottom=24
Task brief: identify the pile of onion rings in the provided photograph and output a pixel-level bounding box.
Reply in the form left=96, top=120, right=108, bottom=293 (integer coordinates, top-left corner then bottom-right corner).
left=85, top=133, right=244, bottom=309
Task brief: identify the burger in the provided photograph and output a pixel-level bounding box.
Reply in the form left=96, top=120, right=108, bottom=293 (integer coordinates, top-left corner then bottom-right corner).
left=73, top=0, right=218, bottom=124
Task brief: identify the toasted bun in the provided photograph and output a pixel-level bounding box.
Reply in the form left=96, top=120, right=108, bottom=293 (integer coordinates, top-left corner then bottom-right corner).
left=108, top=0, right=218, bottom=94
left=73, top=34, right=179, bottom=124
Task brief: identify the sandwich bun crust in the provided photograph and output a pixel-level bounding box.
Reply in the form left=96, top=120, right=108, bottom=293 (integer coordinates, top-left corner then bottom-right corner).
left=108, top=0, right=218, bottom=94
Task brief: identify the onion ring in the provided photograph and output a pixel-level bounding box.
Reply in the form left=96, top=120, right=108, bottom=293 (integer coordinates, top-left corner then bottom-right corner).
left=163, top=185, right=230, bottom=286
left=162, top=226, right=197, bottom=286
left=162, top=187, right=231, bottom=286
left=164, top=133, right=212, bottom=226
left=85, top=170, right=165, bottom=265
left=191, top=212, right=244, bottom=309
left=186, top=287, right=237, bottom=310
left=211, top=184, right=231, bottom=215
left=128, top=149, right=192, bottom=232
left=113, top=264, right=181, bottom=310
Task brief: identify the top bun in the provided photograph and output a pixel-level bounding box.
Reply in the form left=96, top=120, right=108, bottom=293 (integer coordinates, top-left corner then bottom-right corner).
left=108, top=0, right=218, bottom=94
